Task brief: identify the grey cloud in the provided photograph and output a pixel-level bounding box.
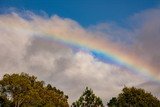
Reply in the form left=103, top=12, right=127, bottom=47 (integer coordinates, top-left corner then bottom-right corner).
left=137, top=81, right=160, bottom=99
left=133, top=8, right=160, bottom=72
left=23, top=36, right=74, bottom=82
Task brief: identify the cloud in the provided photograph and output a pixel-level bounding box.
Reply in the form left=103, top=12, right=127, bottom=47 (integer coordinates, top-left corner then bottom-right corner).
left=0, top=14, right=31, bottom=75
left=88, top=8, right=160, bottom=75
left=137, top=81, right=160, bottom=100
left=63, top=51, right=143, bottom=103
left=132, top=8, right=160, bottom=73
left=0, top=8, right=160, bottom=105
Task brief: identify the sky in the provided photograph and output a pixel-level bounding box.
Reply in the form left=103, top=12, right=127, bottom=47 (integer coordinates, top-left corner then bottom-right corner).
left=0, top=0, right=160, bottom=105
left=0, top=0, right=159, bottom=26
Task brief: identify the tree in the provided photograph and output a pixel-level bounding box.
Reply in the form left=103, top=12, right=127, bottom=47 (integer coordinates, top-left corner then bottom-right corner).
left=107, top=87, right=160, bottom=107
left=71, top=87, right=104, bottom=107
left=0, top=96, right=12, bottom=107
left=0, top=73, right=69, bottom=107
left=107, top=97, right=117, bottom=107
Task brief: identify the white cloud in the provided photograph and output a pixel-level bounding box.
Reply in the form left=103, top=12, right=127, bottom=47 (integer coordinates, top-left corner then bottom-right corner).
left=64, top=51, right=143, bottom=103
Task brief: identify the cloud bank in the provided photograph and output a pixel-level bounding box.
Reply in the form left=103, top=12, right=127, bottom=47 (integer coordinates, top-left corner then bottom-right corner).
left=0, top=8, right=160, bottom=104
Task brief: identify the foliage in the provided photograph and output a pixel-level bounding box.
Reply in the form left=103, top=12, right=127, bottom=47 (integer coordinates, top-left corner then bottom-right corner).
left=107, top=87, right=160, bottom=107
left=0, top=96, right=12, bottom=107
left=0, top=73, right=69, bottom=107
left=71, top=87, right=104, bottom=107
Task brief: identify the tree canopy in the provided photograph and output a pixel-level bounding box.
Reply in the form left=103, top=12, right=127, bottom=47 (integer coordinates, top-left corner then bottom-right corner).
left=0, top=73, right=69, bottom=107
left=1, top=73, right=160, bottom=107
left=107, top=87, right=160, bottom=107
left=71, top=87, right=104, bottom=107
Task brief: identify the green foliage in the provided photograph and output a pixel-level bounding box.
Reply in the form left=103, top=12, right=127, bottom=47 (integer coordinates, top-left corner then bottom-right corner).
left=0, top=73, right=69, bottom=107
left=71, top=87, right=104, bottom=107
left=107, top=97, right=118, bottom=107
left=1, top=73, right=160, bottom=107
left=107, top=87, right=160, bottom=107
left=0, top=96, right=12, bottom=107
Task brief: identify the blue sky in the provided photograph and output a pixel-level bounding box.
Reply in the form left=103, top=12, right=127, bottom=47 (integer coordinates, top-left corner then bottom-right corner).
left=0, top=0, right=159, bottom=27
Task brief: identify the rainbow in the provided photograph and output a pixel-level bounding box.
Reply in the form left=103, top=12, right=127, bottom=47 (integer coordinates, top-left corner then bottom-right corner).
left=44, top=34, right=157, bottom=80
left=40, top=29, right=158, bottom=82
left=0, top=14, right=159, bottom=82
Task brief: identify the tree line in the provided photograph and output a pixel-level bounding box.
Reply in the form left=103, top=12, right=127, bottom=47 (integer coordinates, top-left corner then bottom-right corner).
left=0, top=73, right=160, bottom=107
